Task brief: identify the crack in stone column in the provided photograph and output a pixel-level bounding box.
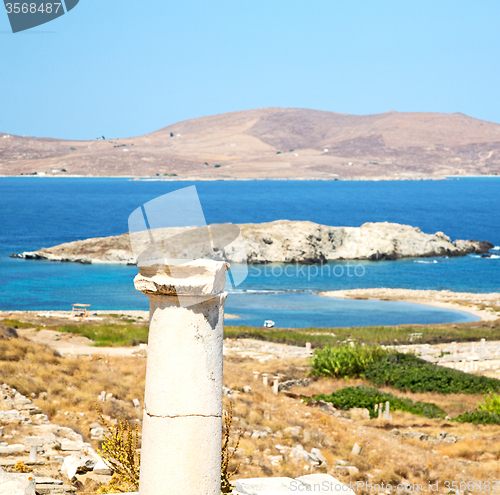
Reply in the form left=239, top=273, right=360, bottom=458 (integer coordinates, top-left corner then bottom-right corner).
left=145, top=409, right=221, bottom=419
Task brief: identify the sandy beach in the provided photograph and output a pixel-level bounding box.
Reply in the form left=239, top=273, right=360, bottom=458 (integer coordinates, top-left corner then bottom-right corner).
left=320, top=288, right=500, bottom=322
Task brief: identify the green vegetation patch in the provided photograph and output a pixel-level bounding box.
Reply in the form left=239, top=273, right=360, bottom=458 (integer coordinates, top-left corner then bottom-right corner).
left=478, top=393, right=500, bottom=414
left=58, top=323, right=148, bottom=347
left=310, top=343, right=389, bottom=378
left=313, top=386, right=446, bottom=419
left=224, top=319, right=500, bottom=347
left=0, top=319, right=41, bottom=329
left=224, top=325, right=341, bottom=347
left=364, top=353, right=500, bottom=395
left=452, top=410, right=500, bottom=425
left=310, top=344, right=500, bottom=395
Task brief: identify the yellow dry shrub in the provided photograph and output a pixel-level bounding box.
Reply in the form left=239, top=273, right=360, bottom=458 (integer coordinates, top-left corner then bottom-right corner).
left=221, top=402, right=242, bottom=494
left=96, top=404, right=141, bottom=493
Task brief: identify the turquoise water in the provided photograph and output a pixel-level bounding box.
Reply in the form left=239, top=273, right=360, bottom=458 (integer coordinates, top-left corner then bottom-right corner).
left=226, top=291, right=477, bottom=327
left=226, top=292, right=477, bottom=328
left=0, top=177, right=498, bottom=326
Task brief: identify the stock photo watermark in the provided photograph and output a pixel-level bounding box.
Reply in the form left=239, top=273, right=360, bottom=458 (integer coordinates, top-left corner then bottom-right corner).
left=289, top=480, right=426, bottom=492
left=250, top=261, right=366, bottom=280
left=3, top=0, right=79, bottom=33
left=289, top=479, right=499, bottom=493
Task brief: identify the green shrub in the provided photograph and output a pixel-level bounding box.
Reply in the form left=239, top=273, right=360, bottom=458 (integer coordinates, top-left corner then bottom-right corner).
left=364, top=353, right=500, bottom=395
left=58, top=324, right=148, bottom=347
left=478, top=393, right=500, bottom=414
left=313, top=386, right=446, bottom=419
left=223, top=322, right=500, bottom=348
left=311, top=344, right=389, bottom=378
left=452, top=410, right=500, bottom=425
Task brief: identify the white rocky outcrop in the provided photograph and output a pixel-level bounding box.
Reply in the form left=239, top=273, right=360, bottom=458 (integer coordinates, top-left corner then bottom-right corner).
left=240, top=221, right=492, bottom=263
left=11, top=221, right=493, bottom=264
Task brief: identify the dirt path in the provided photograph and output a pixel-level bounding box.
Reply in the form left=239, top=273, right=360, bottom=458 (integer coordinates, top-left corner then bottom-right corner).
left=17, top=328, right=142, bottom=357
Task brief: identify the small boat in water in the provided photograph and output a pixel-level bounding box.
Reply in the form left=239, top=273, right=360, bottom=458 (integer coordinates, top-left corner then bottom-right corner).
left=263, top=320, right=275, bottom=328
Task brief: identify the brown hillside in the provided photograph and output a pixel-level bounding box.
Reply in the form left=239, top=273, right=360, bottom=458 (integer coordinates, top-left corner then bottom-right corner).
left=1, top=108, right=500, bottom=179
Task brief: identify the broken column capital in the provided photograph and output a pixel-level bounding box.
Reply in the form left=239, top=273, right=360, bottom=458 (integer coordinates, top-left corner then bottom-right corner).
left=134, top=259, right=229, bottom=298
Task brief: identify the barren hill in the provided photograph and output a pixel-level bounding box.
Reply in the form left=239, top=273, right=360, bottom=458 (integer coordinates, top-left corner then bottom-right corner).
left=2, top=108, right=500, bottom=179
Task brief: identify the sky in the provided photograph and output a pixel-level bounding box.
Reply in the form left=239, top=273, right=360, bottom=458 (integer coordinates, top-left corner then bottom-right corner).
left=1, top=1, right=500, bottom=140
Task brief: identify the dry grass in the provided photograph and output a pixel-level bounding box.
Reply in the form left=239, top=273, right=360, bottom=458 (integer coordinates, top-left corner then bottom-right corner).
left=1, top=330, right=499, bottom=492
left=223, top=358, right=500, bottom=487
left=0, top=336, right=146, bottom=446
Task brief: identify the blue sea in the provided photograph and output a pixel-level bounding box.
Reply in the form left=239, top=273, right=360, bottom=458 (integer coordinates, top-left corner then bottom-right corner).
left=0, top=177, right=499, bottom=327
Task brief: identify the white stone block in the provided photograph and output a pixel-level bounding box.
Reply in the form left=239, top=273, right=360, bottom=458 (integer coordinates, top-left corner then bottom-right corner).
left=0, top=472, right=35, bottom=495
left=235, top=477, right=297, bottom=494
left=283, top=426, right=301, bottom=437
left=33, top=477, right=62, bottom=485
left=90, top=427, right=104, bottom=439
left=139, top=414, right=221, bottom=495
left=297, top=474, right=355, bottom=495
left=351, top=443, right=362, bottom=455
left=60, top=440, right=81, bottom=451
left=61, top=456, right=97, bottom=480
left=143, top=294, right=224, bottom=417
left=23, top=436, right=48, bottom=447
left=0, top=444, right=25, bottom=454
left=93, top=458, right=113, bottom=476
left=310, top=448, right=327, bottom=465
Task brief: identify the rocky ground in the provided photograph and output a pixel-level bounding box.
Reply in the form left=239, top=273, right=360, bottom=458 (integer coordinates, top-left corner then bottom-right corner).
left=1, top=313, right=500, bottom=494
left=0, top=382, right=114, bottom=494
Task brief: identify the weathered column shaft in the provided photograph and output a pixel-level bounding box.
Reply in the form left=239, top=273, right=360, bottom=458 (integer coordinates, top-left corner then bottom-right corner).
left=135, top=260, right=228, bottom=495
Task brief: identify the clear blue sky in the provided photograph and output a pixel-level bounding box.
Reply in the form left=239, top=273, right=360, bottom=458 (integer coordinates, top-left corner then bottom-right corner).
left=1, top=1, right=500, bottom=140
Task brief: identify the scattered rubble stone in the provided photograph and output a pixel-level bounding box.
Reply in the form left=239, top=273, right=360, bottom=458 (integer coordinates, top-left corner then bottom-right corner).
left=0, top=383, right=112, bottom=493
left=278, top=378, right=311, bottom=392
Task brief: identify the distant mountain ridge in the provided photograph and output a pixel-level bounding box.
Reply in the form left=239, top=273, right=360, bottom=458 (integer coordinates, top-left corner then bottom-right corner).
left=1, top=108, right=500, bottom=179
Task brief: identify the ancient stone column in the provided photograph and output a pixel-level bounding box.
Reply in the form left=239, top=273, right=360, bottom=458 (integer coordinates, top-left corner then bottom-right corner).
left=272, top=376, right=279, bottom=395
left=262, top=373, right=268, bottom=386
left=134, top=259, right=229, bottom=495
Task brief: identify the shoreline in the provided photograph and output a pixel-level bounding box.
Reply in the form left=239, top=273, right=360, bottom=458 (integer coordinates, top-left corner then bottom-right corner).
left=319, top=288, right=500, bottom=322
left=2, top=288, right=499, bottom=323
left=1, top=175, right=499, bottom=181
left=0, top=309, right=241, bottom=320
